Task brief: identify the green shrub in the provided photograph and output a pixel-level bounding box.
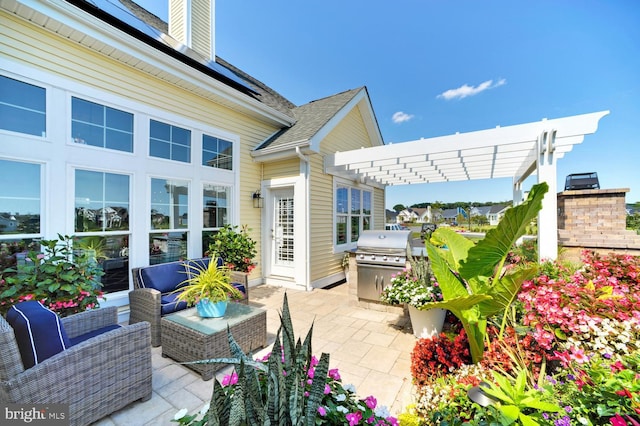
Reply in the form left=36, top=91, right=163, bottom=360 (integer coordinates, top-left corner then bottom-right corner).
left=0, top=234, right=103, bottom=317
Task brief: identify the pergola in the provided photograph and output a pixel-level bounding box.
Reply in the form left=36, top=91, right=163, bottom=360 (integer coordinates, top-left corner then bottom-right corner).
left=325, top=110, right=610, bottom=260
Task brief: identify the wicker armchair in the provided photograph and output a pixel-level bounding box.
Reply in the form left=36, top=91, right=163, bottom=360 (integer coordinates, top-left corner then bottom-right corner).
left=129, top=259, right=249, bottom=346
left=0, top=306, right=152, bottom=426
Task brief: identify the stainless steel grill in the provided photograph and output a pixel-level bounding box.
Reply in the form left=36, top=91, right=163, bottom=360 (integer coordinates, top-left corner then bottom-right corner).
left=355, top=230, right=411, bottom=301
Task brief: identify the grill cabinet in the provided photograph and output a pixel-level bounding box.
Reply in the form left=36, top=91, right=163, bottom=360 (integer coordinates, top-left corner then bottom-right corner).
left=355, top=230, right=411, bottom=301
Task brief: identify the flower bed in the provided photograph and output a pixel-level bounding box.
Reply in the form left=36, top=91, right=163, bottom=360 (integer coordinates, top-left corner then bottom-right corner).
left=406, top=250, right=640, bottom=425
left=171, top=294, right=398, bottom=426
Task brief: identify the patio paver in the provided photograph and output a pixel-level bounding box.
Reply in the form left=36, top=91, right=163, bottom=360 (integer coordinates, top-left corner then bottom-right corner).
left=92, top=282, right=416, bottom=425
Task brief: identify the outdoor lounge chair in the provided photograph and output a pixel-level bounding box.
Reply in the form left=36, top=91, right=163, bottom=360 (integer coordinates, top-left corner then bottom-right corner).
left=129, top=257, right=249, bottom=346
left=0, top=304, right=152, bottom=426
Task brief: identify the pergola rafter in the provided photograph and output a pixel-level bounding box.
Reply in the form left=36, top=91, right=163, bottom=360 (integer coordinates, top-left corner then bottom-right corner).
left=325, top=110, right=610, bottom=260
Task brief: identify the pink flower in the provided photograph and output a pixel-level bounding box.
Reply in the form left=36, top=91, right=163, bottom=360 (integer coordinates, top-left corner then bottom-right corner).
left=317, top=406, right=327, bottom=416
left=328, top=368, right=341, bottom=380
left=310, top=355, right=319, bottom=367
left=221, top=372, right=238, bottom=386
left=324, top=384, right=331, bottom=394
left=610, top=414, right=627, bottom=426
left=346, top=412, right=362, bottom=426
left=365, top=395, right=377, bottom=410
left=570, top=347, right=589, bottom=364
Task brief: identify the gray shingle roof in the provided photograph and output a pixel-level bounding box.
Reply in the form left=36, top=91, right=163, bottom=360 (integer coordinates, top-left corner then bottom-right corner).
left=119, top=1, right=371, bottom=153
left=255, top=88, right=363, bottom=151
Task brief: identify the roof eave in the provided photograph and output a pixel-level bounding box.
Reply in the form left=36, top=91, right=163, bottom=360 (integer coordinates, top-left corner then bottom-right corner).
left=4, top=0, right=295, bottom=127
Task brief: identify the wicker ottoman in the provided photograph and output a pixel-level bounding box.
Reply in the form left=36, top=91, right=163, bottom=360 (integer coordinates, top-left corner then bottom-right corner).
left=161, top=303, right=267, bottom=380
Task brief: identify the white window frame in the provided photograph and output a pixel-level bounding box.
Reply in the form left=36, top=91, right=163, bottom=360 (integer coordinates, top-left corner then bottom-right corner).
left=333, top=179, right=373, bottom=251
left=0, top=73, right=48, bottom=139
left=70, top=96, right=135, bottom=153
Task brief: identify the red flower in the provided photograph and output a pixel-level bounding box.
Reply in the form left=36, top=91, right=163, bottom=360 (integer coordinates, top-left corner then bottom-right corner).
left=615, top=389, right=633, bottom=399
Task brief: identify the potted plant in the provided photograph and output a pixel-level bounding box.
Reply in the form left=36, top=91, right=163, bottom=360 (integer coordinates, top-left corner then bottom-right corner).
left=0, top=234, right=104, bottom=317
left=380, top=256, right=446, bottom=338
left=207, top=225, right=257, bottom=273
left=174, top=260, right=243, bottom=318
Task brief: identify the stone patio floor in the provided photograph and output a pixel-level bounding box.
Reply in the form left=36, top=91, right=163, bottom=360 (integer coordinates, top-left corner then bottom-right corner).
left=93, top=283, right=416, bottom=425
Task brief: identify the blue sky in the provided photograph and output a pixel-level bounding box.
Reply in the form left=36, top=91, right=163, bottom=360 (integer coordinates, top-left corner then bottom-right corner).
left=133, top=0, right=640, bottom=208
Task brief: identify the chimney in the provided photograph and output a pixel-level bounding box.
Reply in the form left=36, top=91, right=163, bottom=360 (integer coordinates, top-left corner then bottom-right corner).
left=168, top=0, right=215, bottom=61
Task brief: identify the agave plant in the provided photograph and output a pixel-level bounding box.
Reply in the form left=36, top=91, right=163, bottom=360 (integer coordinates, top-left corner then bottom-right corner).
left=182, top=293, right=330, bottom=426
left=422, top=182, right=548, bottom=363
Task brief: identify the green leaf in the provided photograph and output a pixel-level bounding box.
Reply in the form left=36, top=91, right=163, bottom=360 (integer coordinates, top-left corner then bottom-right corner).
left=518, top=412, right=540, bottom=426
left=430, top=228, right=474, bottom=272
left=481, top=265, right=538, bottom=318
left=519, top=398, right=563, bottom=412
left=426, top=241, right=470, bottom=301
left=554, top=328, right=567, bottom=340
left=498, top=405, right=519, bottom=423
left=460, top=182, right=548, bottom=281
left=489, top=371, right=516, bottom=403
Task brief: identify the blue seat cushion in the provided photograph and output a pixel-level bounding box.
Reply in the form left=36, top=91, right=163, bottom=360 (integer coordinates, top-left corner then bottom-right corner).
left=232, top=283, right=246, bottom=297
left=6, top=301, right=71, bottom=369
left=183, top=257, right=223, bottom=282
left=69, top=324, right=122, bottom=346
left=160, top=292, right=188, bottom=315
left=138, top=261, right=187, bottom=294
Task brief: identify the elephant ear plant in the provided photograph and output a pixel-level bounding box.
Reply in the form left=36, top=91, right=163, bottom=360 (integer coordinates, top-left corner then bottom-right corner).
left=424, top=182, right=548, bottom=363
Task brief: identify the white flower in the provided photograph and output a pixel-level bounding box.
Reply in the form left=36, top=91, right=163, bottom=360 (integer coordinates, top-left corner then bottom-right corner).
left=336, top=405, right=349, bottom=413
left=200, top=403, right=210, bottom=415
left=336, top=393, right=347, bottom=402
left=374, top=405, right=391, bottom=418
left=174, top=408, right=188, bottom=420
left=344, top=383, right=356, bottom=393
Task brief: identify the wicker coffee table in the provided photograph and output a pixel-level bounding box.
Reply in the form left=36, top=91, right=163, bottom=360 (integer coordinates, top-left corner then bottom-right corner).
left=161, top=303, right=267, bottom=380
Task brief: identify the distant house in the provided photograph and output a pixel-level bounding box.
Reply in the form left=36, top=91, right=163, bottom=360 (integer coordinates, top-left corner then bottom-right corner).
left=0, top=214, right=18, bottom=233
left=397, top=208, right=420, bottom=223
left=488, top=204, right=510, bottom=225
left=442, top=207, right=467, bottom=224
left=473, top=206, right=492, bottom=218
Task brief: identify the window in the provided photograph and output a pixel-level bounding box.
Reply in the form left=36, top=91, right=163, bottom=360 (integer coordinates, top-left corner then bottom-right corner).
left=0, top=75, right=45, bottom=137
left=202, top=134, right=233, bottom=170
left=71, top=97, right=133, bottom=152
left=75, top=170, right=130, bottom=232
left=202, top=184, right=229, bottom=228
left=150, top=120, right=191, bottom=162
left=0, top=160, right=41, bottom=237
left=150, top=178, right=189, bottom=264
left=335, top=185, right=372, bottom=246
left=74, top=170, right=130, bottom=293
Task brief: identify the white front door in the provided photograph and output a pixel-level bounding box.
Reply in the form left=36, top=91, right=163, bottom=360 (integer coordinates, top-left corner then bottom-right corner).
left=269, top=188, right=295, bottom=277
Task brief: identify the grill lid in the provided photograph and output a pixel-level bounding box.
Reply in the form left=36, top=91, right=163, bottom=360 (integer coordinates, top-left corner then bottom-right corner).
left=356, top=230, right=411, bottom=253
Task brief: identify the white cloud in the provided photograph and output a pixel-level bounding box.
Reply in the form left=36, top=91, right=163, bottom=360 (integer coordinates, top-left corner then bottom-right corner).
left=437, top=78, right=506, bottom=100
left=392, top=111, right=415, bottom=124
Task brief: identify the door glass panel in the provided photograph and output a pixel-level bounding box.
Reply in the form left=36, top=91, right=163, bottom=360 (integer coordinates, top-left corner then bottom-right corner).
left=275, top=195, right=294, bottom=265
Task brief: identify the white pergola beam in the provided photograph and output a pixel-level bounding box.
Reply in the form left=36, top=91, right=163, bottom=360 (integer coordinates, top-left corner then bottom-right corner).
left=324, top=111, right=610, bottom=260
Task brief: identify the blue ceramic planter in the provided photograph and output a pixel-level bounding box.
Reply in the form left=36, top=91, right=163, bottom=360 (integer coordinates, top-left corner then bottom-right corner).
left=196, top=299, right=228, bottom=318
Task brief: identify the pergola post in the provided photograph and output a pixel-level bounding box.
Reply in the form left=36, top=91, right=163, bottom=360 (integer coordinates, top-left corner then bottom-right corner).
left=536, top=130, right=559, bottom=261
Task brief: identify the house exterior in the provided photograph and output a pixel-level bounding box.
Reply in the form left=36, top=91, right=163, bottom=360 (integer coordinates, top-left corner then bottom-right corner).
left=0, top=0, right=384, bottom=314
left=441, top=207, right=467, bottom=224
left=488, top=204, right=510, bottom=226
left=397, top=208, right=420, bottom=223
